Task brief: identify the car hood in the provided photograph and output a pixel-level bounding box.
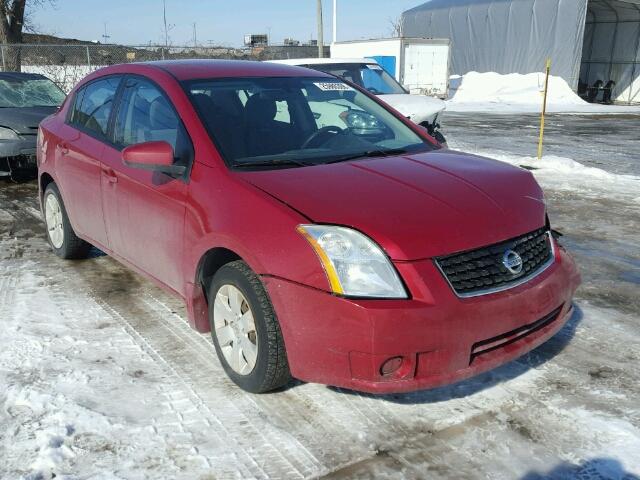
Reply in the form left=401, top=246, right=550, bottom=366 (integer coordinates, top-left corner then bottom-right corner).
left=238, top=150, right=546, bottom=261
left=378, top=94, right=446, bottom=124
left=0, top=106, right=58, bottom=134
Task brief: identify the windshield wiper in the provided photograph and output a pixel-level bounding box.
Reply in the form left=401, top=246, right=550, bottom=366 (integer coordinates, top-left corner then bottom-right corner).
left=323, top=148, right=408, bottom=165
left=233, top=158, right=313, bottom=169
left=232, top=148, right=409, bottom=169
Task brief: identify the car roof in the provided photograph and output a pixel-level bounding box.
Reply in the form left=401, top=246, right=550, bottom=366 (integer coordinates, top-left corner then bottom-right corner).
left=0, top=72, right=49, bottom=81
left=140, top=59, right=334, bottom=81
left=269, top=58, right=378, bottom=66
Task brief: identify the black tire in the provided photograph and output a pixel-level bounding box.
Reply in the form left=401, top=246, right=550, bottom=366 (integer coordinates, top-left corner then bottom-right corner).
left=43, top=183, right=91, bottom=259
left=208, top=260, right=291, bottom=393
left=419, top=121, right=447, bottom=147
left=433, top=130, right=447, bottom=146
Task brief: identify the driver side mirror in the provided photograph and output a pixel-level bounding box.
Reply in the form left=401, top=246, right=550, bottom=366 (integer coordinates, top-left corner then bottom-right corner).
left=122, top=141, right=186, bottom=177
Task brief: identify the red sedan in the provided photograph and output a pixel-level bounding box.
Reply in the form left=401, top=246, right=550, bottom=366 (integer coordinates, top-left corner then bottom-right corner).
left=37, top=60, right=580, bottom=394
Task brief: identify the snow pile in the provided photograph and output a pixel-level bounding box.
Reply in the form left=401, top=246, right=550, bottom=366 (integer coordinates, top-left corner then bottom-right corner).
left=463, top=150, right=640, bottom=202
left=446, top=71, right=640, bottom=114
left=449, top=71, right=584, bottom=107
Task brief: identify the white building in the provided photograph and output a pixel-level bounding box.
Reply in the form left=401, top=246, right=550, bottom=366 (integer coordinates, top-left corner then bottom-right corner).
left=401, top=0, right=640, bottom=103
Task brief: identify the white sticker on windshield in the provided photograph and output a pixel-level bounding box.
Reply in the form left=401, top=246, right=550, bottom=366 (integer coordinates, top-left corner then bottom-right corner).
left=313, top=82, right=354, bottom=92
left=366, top=64, right=383, bottom=71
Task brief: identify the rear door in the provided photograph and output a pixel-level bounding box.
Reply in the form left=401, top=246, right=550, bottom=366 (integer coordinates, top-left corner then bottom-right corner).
left=56, top=76, right=122, bottom=248
left=100, top=76, right=193, bottom=293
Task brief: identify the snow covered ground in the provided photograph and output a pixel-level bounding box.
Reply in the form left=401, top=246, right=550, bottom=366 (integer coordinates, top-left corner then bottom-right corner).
left=1, top=114, right=640, bottom=479
left=446, top=72, right=640, bottom=114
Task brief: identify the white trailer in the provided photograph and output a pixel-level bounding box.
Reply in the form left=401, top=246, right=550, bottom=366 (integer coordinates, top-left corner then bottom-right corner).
left=330, top=38, right=451, bottom=98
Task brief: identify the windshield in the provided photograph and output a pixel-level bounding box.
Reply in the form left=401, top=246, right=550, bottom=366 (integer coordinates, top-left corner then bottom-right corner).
left=0, top=78, right=66, bottom=108
left=308, top=63, right=406, bottom=95
left=185, top=76, right=431, bottom=169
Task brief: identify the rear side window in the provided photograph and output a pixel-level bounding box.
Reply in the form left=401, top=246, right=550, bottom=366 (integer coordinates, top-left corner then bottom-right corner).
left=69, top=76, right=121, bottom=137
left=113, top=77, right=192, bottom=165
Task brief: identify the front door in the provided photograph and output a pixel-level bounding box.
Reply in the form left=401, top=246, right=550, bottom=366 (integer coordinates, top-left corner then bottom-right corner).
left=100, top=76, right=193, bottom=293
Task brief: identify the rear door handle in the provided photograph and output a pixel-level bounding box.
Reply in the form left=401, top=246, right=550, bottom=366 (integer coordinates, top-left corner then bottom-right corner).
left=102, top=167, right=118, bottom=184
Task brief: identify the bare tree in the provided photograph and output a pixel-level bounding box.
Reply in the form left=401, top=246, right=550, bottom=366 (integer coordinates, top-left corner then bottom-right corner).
left=0, top=0, right=53, bottom=71
left=388, top=16, right=403, bottom=38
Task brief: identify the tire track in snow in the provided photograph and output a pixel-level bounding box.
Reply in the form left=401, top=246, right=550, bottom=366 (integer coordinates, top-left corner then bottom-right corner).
left=93, top=294, right=278, bottom=479
left=140, top=294, right=326, bottom=473
left=88, top=284, right=316, bottom=479
left=0, top=267, right=18, bottom=307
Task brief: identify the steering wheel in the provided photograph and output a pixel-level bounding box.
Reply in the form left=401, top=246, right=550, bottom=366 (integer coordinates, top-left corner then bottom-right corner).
left=301, top=126, right=344, bottom=149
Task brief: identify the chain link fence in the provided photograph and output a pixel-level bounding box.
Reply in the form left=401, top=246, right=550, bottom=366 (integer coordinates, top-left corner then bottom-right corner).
left=0, top=44, right=330, bottom=92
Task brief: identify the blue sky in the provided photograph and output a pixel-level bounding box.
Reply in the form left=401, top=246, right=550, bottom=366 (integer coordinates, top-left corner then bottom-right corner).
left=31, top=0, right=424, bottom=47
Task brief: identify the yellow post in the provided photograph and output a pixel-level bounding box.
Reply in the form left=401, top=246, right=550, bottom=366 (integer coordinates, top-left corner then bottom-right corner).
left=537, top=58, right=551, bottom=160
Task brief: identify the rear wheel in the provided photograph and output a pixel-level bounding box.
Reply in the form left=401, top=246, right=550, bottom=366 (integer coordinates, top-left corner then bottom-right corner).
left=43, top=183, right=91, bottom=259
left=208, top=260, right=291, bottom=393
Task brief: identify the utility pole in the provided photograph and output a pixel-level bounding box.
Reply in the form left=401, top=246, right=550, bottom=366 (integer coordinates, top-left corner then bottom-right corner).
left=333, top=0, right=337, bottom=44
left=192, top=22, right=197, bottom=47
left=163, top=0, right=169, bottom=50
left=102, top=22, right=110, bottom=44
left=317, top=0, right=324, bottom=58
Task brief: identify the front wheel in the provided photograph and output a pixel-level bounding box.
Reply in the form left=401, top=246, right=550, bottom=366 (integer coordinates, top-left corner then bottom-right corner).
left=208, top=260, right=291, bottom=393
left=43, top=183, right=91, bottom=259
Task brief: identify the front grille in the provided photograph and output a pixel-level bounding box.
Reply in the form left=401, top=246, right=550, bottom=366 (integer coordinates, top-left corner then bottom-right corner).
left=436, top=228, right=553, bottom=297
left=470, top=305, right=563, bottom=363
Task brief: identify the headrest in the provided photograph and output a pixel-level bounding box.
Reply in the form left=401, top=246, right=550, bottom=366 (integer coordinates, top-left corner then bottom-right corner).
left=244, top=93, right=277, bottom=124
left=191, top=93, right=217, bottom=112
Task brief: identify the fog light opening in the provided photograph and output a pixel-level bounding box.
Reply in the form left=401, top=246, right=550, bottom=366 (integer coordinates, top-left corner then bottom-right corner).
left=380, top=356, right=403, bottom=377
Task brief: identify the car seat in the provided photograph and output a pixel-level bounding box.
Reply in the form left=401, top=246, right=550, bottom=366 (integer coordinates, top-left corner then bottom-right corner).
left=192, top=92, right=247, bottom=160
left=244, top=93, right=296, bottom=157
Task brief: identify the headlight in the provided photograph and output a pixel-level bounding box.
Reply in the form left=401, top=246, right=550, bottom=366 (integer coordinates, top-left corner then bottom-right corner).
left=0, top=126, right=18, bottom=140
left=297, top=225, right=407, bottom=298
left=339, top=110, right=385, bottom=135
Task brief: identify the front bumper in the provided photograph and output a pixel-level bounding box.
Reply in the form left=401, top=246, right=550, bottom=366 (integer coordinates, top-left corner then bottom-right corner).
left=0, top=137, right=37, bottom=176
left=263, top=241, right=580, bottom=394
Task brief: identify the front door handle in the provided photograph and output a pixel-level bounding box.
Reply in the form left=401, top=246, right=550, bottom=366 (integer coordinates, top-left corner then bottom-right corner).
left=102, top=167, right=118, bottom=184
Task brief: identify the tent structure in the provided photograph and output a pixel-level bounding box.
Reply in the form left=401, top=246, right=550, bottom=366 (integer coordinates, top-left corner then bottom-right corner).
left=401, top=0, right=640, bottom=103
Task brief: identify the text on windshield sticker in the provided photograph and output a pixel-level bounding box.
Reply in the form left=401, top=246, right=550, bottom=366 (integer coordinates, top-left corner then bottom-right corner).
left=313, top=82, right=354, bottom=92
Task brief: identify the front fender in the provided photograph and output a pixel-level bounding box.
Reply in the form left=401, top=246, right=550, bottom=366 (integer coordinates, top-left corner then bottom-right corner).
left=182, top=163, right=333, bottom=331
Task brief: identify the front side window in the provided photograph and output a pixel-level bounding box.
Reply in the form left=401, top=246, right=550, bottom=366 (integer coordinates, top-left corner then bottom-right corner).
left=113, top=77, right=191, bottom=164
left=185, top=76, right=431, bottom=169
left=69, top=76, right=121, bottom=137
